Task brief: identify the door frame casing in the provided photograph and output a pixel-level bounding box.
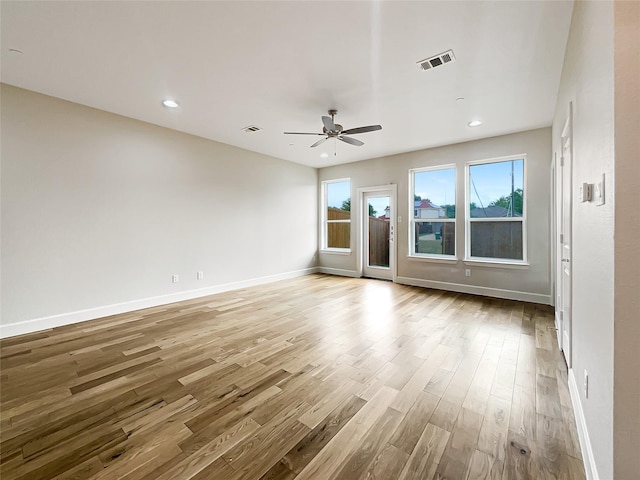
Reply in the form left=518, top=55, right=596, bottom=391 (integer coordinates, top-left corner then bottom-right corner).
left=552, top=151, right=561, bottom=349
left=555, top=102, right=573, bottom=367
left=356, top=184, right=397, bottom=282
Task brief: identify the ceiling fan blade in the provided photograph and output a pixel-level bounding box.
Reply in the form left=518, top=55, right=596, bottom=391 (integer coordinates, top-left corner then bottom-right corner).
left=322, top=116, right=336, bottom=132
left=310, top=137, right=329, bottom=148
left=341, top=125, right=382, bottom=135
left=338, top=136, right=364, bottom=146
left=283, top=132, right=325, bottom=135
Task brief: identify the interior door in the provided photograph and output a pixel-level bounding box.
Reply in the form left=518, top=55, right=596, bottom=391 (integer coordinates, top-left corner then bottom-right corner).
left=553, top=155, right=562, bottom=349
left=362, top=190, right=394, bottom=280
left=559, top=131, right=573, bottom=367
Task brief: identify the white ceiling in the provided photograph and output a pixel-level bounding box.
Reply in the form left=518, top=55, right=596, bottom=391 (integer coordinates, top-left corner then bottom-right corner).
left=1, top=1, right=574, bottom=168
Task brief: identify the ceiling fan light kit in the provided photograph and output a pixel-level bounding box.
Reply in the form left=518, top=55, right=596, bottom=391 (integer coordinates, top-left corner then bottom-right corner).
left=284, top=109, right=382, bottom=150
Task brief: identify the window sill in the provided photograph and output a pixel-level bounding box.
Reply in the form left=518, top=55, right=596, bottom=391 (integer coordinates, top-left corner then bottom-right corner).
left=320, top=249, right=352, bottom=256
left=407, top=255, right=459, bottom=265
left=463, top=259, right=529, bottom=269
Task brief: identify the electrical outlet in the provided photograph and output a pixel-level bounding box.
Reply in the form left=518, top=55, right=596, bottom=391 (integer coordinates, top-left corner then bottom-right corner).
left=197, top=271, right=204, bottom=280
left=465, top=269, right=471, bottom=277
left=172, top=274, right=179, bottom=283
left=584, top=370, right=589, bottom=399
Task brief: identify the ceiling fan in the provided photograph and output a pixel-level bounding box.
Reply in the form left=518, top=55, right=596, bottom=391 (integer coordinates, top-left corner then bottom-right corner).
left=284, top=110, right=382, bottom=148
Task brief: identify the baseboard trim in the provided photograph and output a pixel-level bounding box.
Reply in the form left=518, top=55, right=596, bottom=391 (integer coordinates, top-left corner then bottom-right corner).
left=395, top=276, right=551, bottom=305
left=568, top=368, right=599, bottom=480
left=318, top=267, right=361, bottom=278
left=0, top=267, right=319, bottom=339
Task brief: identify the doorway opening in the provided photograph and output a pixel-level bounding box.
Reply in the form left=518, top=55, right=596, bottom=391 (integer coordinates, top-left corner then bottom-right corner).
left=360, top=186, right=396, bottom=281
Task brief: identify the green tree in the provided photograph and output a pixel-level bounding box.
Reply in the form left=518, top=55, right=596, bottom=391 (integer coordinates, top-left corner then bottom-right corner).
left=490, top=188, right=523, bottom=215
left=341, top=197, right=376, bottom=216
left=441, top=204, right=456, bottom=218
left=414, top=194, right=422, bottom=201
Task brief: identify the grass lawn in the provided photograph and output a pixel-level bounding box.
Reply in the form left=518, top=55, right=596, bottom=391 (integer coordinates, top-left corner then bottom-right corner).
left=417, top=239, right=443, bottom=255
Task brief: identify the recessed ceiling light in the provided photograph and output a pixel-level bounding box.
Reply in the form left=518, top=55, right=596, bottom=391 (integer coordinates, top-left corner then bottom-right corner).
left=468, top=120, right=483, bottom=127
left=162, top=99, right=179, bottom=108
left=320, top=153, right=329, bottom=158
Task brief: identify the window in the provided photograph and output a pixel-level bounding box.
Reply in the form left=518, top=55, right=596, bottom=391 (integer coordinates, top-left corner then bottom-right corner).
left=410, top=166, right=456, bottom=258
left=323, top=179, right=351, bottom=250
left=466, top=156, right=525, bottom=262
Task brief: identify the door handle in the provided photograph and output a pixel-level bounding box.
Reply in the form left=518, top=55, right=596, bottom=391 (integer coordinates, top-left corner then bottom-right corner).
left=562, top=259, right=570, bottom=263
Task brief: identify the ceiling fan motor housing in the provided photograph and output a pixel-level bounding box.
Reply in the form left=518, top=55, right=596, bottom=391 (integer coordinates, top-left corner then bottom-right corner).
left=283, top=108, right=381, bottom=148
left=323, top=124, right=343, bottom=135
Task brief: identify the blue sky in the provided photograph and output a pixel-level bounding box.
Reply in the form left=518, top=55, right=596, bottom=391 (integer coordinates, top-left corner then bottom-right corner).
left=327, top=181, right=389, bottom=217
left=366, top=196, right=389, bottom=217
left=414, top=159, right=524, bottom=207
left=326, top=181, right=351, bottom=209
left=469, top=159, right=523, bottom=208
left=414, top=168, right=456, bottom=206
left=329, top=158, right=523, bottom=212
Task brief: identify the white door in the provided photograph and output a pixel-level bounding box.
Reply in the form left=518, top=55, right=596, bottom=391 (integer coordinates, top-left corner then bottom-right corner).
left=553, top=155, right=562, bottom=349
left=362, top=190, right=394, bottom=280
left=559, top=128, right=573, bottom=367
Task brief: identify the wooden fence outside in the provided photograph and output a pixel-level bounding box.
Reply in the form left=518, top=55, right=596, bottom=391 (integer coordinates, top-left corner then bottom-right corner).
left=368, top=216, right=390, bottom=267
left=328, top=208, right=520, bottom=261
left=327, top=207, right=350, bottom=249
left=327, top=208, right=390, bottom=266
left=470, top=221, right=523, bottom=260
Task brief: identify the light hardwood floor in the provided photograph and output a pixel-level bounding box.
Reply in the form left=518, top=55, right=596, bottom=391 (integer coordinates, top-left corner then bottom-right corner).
left=0, top=274, right=585, bottom=480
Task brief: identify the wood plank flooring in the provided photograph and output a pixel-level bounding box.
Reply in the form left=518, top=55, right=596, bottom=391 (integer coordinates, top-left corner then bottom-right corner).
left=0, top=274, right=585, bottom=480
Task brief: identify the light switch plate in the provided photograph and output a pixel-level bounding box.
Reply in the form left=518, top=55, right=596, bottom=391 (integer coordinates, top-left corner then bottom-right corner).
left=594, top=174, right=605, bottom=206
left=579, top=183, right=592, bottom=202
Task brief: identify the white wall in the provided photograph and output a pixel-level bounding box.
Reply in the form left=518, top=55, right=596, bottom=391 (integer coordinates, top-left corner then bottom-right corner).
left=319, top=128, right=552, bottom=304
left=0, top=84, right=318, bottom=336
left=552, top=1, right=615, bottom=478
left=552, top=3, right=640, bottom=477
left=613, top=2, right=640, bottom=479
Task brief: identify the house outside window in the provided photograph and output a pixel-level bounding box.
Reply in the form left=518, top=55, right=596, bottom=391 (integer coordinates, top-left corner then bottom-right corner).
left=323, top=179, right=351, bottom=251
left=409, top=166, right=456, bottom=258
left=466, top=156, right=526, bottom=262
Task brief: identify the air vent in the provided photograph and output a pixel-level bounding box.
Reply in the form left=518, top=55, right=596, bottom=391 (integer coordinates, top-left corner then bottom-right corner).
left=417, top=49, right=456, bottom=71
left=242, top=125, right=262, bottom=133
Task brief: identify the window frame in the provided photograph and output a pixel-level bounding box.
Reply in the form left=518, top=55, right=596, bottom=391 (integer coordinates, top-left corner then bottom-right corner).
left=464, top=154, right=528, bottom=265
left=408, top=165, right=457, bottom=260
left=322, top=178, right=351, bottom=253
